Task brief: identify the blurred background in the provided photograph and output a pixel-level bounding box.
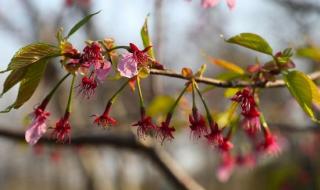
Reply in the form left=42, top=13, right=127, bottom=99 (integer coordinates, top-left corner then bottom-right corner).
left=0, top=0, right=320, bottom=189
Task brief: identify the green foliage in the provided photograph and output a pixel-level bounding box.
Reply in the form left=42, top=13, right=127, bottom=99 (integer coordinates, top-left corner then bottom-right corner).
left=147, top=95, right=175, bottom=117
left=5, top=43, right=59, bottom=71
left=283, top=70, right=320, bottom=121
left=1, top=67, right=28, bottom=96
left=13, top=60, right=48, bottom=108
left=226, top=33, right=273, bottom=55
left=296, top=47, right=320, bottom=62
left=140, top=14, right=155, bottom=59
left=208, top=57, right=245, bottom=74
left=66, top=11, right=100, bottom=39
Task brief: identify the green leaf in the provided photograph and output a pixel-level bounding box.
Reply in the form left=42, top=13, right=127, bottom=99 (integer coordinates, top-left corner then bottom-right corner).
left=226, top=33, right=273, bottom=55
left=140, top=15, right=155, bottom=59
left=147, top=95, right=175, bottom=117
left=7, top=43, right=60, bottom=71
left=1, top=67, right=28, bottom=96
left=283, top=70, right=320, bottom=121
left=66, top=11, right=101, bottom=39
left=296, top=47, right=320, bottom=62
left=14, top=60, right=48, bottom=109
left=207, top=56, right=245, bottom=74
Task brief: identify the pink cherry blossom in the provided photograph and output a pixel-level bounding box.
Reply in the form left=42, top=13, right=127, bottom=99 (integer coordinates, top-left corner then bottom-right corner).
left=201, top=0, right=236, bottom=10
left=117, top=53, right=138, bottom=78
left=25, top=108, right=50, bottom=145
left=95, top=60, right=111, bottom=82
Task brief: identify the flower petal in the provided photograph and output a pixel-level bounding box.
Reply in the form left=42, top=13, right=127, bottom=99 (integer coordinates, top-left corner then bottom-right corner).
left=117, top=53, right=138, bottom=78
left=96, top=61, right=111, bottom=82
left=226, top=0, right=236, bottom=10
left=201, top=0, right=220, bottom=8
left=25, top=120, right=47, bottom=145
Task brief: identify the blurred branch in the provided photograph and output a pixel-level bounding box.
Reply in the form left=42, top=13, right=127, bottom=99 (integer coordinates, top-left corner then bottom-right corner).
left=0, top=128, right=204, bottom=190
left=275, top=0, right=320, bottom=14
left=150, top=69, right=320, bottom=88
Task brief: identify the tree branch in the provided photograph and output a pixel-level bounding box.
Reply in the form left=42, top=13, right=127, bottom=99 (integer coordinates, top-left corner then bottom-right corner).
left=150, top=69, right=320, bottom=88
left=0, top=128, right=204, bottom=190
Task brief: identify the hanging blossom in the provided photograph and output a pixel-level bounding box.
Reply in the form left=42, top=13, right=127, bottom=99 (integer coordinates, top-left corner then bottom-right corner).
left=52, top=112, right=71, bottom=143
left=216, top=152, right=235, bottom=182
left=188, top=107, right=208, bottom=139
left=117, top=43, right=151, bottom=78
left=78, top=42, right=111, bottom=98
left=93, top=102, right=117, bottom=128
left=157, top=114, right=176, bottom=144
left=205, top=121, right=224, bottom=146
left=201, top=0, right=236, bottom=10
left=25, top=106, right=50, bottom=145
left=132, top=108, right=157, bottom=139
left=257, top=128, right=281, bottom=156
left=231, top=88, right=261, bottom=136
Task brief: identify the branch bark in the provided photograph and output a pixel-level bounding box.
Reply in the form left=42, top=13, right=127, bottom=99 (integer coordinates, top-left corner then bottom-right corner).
left=0, top=128, right=204, bottom=190
left=150, top=69, right=320, bottom=88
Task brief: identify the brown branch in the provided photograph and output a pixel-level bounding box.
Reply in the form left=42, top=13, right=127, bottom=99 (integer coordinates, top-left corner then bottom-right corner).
left=0, top=128, right=204, bottom=190
left=150, top=69, right=320, bottom=88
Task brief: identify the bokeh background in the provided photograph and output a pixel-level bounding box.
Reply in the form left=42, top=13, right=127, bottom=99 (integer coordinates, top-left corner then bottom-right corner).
left=0, top=0, right=320, bottom=189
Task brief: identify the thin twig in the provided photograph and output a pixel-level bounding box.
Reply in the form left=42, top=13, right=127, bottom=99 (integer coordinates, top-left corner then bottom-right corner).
left=150, top=69, right=320, bottom=88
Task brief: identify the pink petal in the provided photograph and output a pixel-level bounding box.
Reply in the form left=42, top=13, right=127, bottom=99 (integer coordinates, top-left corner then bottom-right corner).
left=25, top=120, right=47, bottom=145
left=226, top=0, right=236, bottom=10
left=95, top=61, right=111, bottom=82
left=117, top=53, right=138, bottom=78
left=201, top=0, right=220, bottom=8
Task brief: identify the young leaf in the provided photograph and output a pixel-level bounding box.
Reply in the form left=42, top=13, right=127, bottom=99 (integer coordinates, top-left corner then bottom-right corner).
left=66, top=11, right=101, bottom=39
left=207, top=56, right=245, bottom=74
left=140, top=15, right=155, bottom=59
left=296, top=47, right=320, bottom=62
left=226, top=33, right=273, bottom=55
left=283, top=70, right=320, bottom=121
left=1, top=67, right=28, bottom=96
left=6, top=43, right=60, bottom=71
left=147, top=95, right=175, bottom=117
left=13, top=60, right=48, bottom=109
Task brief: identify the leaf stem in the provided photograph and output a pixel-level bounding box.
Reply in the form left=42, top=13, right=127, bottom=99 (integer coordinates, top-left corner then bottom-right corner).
left=66, top=74, right=76, bottom=113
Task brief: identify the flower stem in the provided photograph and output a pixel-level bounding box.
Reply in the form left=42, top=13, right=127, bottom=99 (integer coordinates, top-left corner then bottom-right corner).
left=191, top=80, right=196, bottom=110
left=40, top=73, right=70, bottom=108
left=259, top=112, right=269, bottom=129
left=137, top=77, right=144, bottom=107
left=66, top=74, right=76, bottom=113
left=168, top=84, right=189, bottom=115
left=108, top=46, right=131, bottom=52
left=194, top=82, right=213, bottom=124
left=109, top=79, right=130, bottom=104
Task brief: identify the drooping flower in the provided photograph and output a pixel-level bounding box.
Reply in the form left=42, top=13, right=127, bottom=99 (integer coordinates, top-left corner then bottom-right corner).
left=201, top=0, right=236, bottom=10
left=52, top=112, right=71, bottom=143
left=219, top=137, right=234, bottom=152
left=117, top=43, right=151, bottom=78
left=188, top=107, right=208, bottom=139
left=235, top=153, right=256, bottom=168
left=79, top=76, right=98, bottom=98
left=157, top=115, right=175, bottom=143
left=132, top=108, right=157, bottom=139
left=241, top=115, right=261, bottom=136
left=231, top=88, right=258, bottom=116
left=216, top=152, right=235, bottom=182
left=80, top=42, right=104, bottom=67
left=25, top=107, right=50, bottom=145
left=205, top=121, right=224, bottom=146
left=231, top=88, right=261, bottom=135
left=93, top=102, right=117, bottom=128
left=257, top=129, right=281, bottom=156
